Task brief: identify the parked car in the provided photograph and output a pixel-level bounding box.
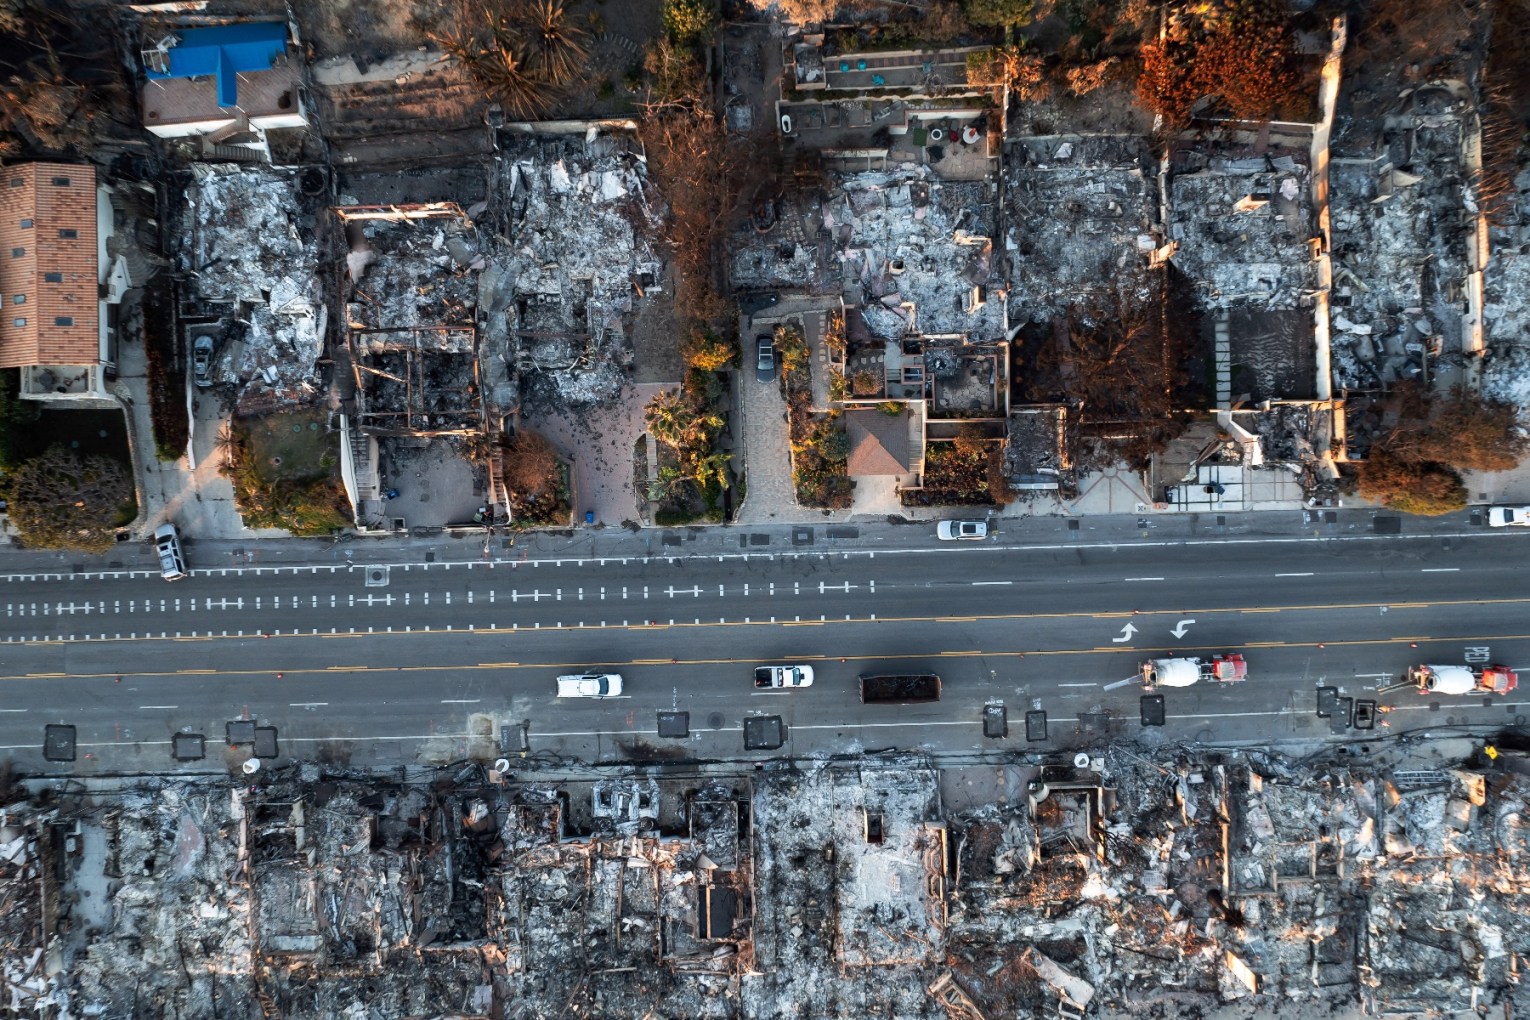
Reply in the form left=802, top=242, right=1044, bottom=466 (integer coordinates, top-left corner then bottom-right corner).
left=756, top=336, right=775, bottom=382
left=937, top=520, right=988, bottom=541
left=556, top=673, right=624, bottom=698
left=1488, top=505, right=1530, bottom=527
left=153, top=523, right=188, bottom=581
left=192, top=335, right=214, bottom=388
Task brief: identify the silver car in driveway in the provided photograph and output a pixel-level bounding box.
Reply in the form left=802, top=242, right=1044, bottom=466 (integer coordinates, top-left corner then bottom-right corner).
left=937, top=520, right=988, bottom=541
left=193, top=335, right=214, bottom=388
left=756, top=336, right=775, bottom=382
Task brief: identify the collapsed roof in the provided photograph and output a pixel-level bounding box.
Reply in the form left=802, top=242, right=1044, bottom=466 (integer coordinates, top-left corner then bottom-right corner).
left=12, top=743, right=1530, bottom=1019
left=483, top=132, right=665, bottom=411
left=179, top=163, right=326, bottom=411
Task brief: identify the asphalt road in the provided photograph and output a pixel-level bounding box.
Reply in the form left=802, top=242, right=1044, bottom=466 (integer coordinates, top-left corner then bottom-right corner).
left=4, top=531, right=1529, bottom=772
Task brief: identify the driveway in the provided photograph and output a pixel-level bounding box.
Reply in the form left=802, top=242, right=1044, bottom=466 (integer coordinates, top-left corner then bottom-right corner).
left=114, top=322, right=284, bottom=541
left=735, top=367, right=796, bottom=525
left=531, top=383, right=665, bottom=528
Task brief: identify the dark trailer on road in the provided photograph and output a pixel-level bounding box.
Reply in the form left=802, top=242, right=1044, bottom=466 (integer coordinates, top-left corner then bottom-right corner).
left=859, top=674, right=942, bottom=704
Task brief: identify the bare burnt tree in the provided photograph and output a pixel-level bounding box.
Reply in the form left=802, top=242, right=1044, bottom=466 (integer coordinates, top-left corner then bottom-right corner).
left=0, top=0, right=128, bottom=155
left=1028, top=269, right=1194, bottom=470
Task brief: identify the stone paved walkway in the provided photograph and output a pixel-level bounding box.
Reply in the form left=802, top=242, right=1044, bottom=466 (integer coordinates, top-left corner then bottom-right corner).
left=734, top=371, right=796, bottom=525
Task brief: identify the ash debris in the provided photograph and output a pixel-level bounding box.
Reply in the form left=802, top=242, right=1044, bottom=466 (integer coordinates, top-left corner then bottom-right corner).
left=12, top=747, right=1530, bottom=1017
left=1328, top=86, right=1480, bottom=393
left=1483, top=165, right=1530, bottom=413
left=731, top=165, right=1006, bottom=342
left=485, top=133, right=665, bottom=414
left=177, top=163, right=327, bottom=414
left=1167, top=146, right=1317, bottom=313
left=1004, top=135, right=1156, bottom=321
left=341, top=204, right=484, bottom=437
left=835, top=168, right=1005, bottom=342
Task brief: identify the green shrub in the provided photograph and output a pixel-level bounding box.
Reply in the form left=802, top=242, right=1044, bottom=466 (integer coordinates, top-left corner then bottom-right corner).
left=663, top=0, right=716, bottom=45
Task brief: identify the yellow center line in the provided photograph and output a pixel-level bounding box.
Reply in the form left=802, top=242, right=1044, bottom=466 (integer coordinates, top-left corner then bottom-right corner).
left=10, top=634, right=1530, bottom=684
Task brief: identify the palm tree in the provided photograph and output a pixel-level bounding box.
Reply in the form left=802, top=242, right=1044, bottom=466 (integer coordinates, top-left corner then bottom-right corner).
left=476, top=27, right=551, bottom=119
left=431, top=3, right=551, bottom=120
left=687, top=450, right=732, bottom=493
left=646, top=464, right=687, bottom=503
left=522, top=0, right=588, bottom=87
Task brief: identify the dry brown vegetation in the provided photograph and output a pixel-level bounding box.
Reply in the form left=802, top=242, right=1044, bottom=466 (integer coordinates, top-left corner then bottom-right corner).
left=503, top=429, right=562, bottom=498
left=1354, top=384, right=1525, bottom=516
left=0, top=0, right=125, bottom=155
left=4, top=446, right=133, bottom=552
left=1025, top=272, right=1194, bottom=470
left=1134, top=0, right=1300, bottom=126
left=641, top=116, right=767, bottom=324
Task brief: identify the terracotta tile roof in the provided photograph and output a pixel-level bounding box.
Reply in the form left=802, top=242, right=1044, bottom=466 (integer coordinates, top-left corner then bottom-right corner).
left=0, top=163, right=98, bottom=368
left=845, top=408, right=911, bottom=476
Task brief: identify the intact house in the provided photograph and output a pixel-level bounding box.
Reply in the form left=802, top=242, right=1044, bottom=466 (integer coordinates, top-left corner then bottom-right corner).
left=0, top=163, right=121, bottom=402
left=139, top=21, right=308, bottom=161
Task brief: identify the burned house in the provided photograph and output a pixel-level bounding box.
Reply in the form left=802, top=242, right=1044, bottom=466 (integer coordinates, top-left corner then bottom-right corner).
left=1167, top=145, right=1319, bottom=409
left=176, top=162, right=326, bottom=413
left=1329, top=82, right=1487, bottom=394
left=342, top=202, right=483, bottom=437
left=1483, top=165, right=1530, bottom=409
left=1003, top=406, right=1071, bottom=492
left=485, top=131, right=665, bottom=413
left=1004, top=135, right=1158, bottom=321
left=17, top=745, right=1530, bottom=1018
left=747, top=764, right=948, bottom=1018
left=338, top=201, right=488, bottom=530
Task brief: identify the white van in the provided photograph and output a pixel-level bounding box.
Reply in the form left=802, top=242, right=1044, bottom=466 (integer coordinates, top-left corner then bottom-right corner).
left=556, top=673, right=623, bottom=698
left=154, top=523, right=188, bottom=581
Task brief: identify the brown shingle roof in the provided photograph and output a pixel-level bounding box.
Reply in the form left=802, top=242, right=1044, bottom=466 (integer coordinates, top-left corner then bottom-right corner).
left=0, top=163, right=99, bottom=369
left=845, top=408, right=911, bottom=476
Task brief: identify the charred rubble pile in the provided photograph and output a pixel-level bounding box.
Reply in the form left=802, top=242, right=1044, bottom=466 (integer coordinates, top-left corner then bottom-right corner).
left=7, top=751, right=1530, bottom=1018
left=482, top=132, right=665, bottom=414
left=176, top=163, right=328, bottom=414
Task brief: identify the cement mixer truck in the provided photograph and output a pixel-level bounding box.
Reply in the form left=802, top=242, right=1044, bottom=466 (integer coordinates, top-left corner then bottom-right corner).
left=1140, top=653, right=1248, bottom=689
left=1407, top=663, right=1517, bottom=696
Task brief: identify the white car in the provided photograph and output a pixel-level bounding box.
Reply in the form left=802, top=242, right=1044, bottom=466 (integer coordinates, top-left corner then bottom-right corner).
left=556, top=673, right=624, bottom=698
left=153, top=523, right=188, bottom=581
left=1487, top=505, right=1530, bottom=528
left=937, top=520, right=988, bottom=541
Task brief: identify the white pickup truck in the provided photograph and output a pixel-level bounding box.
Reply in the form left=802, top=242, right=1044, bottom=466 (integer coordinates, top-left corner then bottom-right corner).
left=754, top=665, right=814, bottom=689
left=556, top=673, right=624, bottom=698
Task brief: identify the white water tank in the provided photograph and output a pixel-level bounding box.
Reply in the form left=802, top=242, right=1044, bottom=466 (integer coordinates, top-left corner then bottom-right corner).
left=1144, top=658, right=1202, bottom=687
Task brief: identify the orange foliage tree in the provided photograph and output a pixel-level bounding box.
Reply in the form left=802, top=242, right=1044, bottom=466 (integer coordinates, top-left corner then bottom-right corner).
left=1134, top=0, right=1299, bottom=127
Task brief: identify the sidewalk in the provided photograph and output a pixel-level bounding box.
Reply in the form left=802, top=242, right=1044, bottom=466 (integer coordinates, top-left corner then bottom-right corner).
left=0, top=505, right=1508, bottom=577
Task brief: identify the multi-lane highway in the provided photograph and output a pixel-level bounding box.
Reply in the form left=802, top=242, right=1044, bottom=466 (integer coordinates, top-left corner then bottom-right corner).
left=3, top=527, right=1528, bottom=771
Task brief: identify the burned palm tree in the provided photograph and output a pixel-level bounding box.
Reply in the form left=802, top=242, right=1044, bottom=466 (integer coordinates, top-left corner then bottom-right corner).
left=521, top=0, right=587, bottom=86
left=475, top=27, right=551, bottom=119
left=431, top=2, right=552, bottom=120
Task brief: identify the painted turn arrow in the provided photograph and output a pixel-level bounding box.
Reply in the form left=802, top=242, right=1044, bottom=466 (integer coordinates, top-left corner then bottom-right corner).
left=1111, top=623, right=1138, bottom=643
left=1171, top=619, right=1196, bottom=639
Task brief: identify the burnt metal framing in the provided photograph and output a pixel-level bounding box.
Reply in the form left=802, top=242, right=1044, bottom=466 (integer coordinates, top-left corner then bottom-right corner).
left=349, top=325, right=483, bottom=437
